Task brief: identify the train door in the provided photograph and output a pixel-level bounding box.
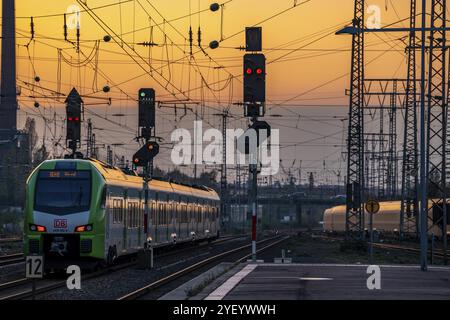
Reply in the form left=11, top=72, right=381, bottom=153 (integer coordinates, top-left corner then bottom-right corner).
left=170, top=202, right=176, bottom=241
left=128, top=201, right=139, bottom=249
left=151, top=201, right=156, bottom=244
left=122, top=198, right=128, bottom=252
left=188, top=203, right=193, bottom=238
left=181, top=203, right=188, bottom=239
left=105, top=190, right=111, bottom=243
left=194, top=204, right=198, bottom=235
left=198, top=204, right=203, bottom=236
left=197, top=203, right=201, bottom=235
left=138, top=201, right=142, bottom=247
left=163, top=202, right=169, bottom=243
left=176, top=203, right=181, bottom=239
left=165, top=195, right=170, bottom=242
left=110, top=198, right=123, bottom=250
left=205, top=205, right=209, bottom=235
left=157, top=203, right=164, bottom=244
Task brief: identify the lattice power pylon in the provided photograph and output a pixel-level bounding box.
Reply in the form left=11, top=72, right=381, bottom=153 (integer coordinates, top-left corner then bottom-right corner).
left=364, top=79, right=404, bottom=200
left=426, top=0, right=447, bottom=263
left=400, top=0, right=419, bottom=238
left=387, top=80, right=398, bottom=198
left=345, top=0, right=365, bottom=239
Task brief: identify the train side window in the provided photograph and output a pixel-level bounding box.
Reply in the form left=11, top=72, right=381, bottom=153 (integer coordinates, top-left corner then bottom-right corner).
left=166, top=204, right=170, bottom=224
left=112, top=199, right=117, bottom=223
left=113, top=199, right=124, bottom=224
left=152, top=202, right=157, bottom=225
left=139, top=203, right=143, bottom=228
left=162, top=203, right=167, bottom=225
left=131, top=202, right=138, bottom=228
left=164, top=203, right=167, bottom=225
left=128, top=203, right=132, bottom=229
left=181, top=204, right=187, bottom=223
left=158, top=203, right=164, bottom=225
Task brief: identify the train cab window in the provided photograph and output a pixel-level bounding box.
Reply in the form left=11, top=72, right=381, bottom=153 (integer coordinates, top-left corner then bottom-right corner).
left=34, top=170, right=91, bottom=215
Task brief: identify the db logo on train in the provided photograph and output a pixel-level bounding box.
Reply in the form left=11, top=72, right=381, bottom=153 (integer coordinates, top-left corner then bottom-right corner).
left=54, top=219, right=68, bottom=228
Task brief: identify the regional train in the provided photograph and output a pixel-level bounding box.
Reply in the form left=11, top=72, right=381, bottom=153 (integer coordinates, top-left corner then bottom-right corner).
left=323, top=200, right=450, bottom=238
left=24, top=159, right=220, bottom=270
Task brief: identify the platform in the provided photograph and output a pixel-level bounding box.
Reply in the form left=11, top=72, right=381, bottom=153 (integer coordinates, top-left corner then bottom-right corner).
left=201, top=263, right=450, bottom=300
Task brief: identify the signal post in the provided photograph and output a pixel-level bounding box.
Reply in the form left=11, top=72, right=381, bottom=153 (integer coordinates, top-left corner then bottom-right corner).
left=134, top=88, right=158, bottom=269
left=243, top=27, right=268, bottom=262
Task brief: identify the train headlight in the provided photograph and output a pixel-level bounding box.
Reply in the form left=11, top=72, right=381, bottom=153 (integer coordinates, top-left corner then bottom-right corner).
left=29, top=224, right=46, bottom=232
left=75, top=224, right=93, bottom=232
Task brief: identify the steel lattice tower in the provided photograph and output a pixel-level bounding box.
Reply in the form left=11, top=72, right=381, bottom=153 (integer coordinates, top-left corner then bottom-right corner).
left=400, top=0, right=419, bottom=238
left=426, top=0, right=447, bottom=263
left=0, top=0, right=17, bottom=141
left=387, top=80, right=398, bottom=198
left=345, top=0, right=365, bottom=239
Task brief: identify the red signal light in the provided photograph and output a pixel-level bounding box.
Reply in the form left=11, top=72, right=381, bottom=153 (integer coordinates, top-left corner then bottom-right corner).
left=256, top=68, right=263, bottom=75
left=75, top=225, right=86, bottom=232
left=246, top=68, right=252, bottom=75
left=68, top=117, right=73, bottom=121
left=75, top=117, right=79, bottom=121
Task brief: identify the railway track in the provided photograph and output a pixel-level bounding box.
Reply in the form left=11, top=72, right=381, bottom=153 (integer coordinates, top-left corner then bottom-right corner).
left=372, top=243, right=448, bottom=259
left=0, top=237, right=22, bottom=244
left=118, top=235, right=289, bottom=300
left=0, top=253, right=24, bottom=266
left=318, top=233, right=448, bottom=260
left=0, top=234, right=250, bottom=300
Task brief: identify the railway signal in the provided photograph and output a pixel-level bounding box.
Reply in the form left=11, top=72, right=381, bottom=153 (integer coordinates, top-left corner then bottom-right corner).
left=136, top=88, right=157, bottom=268
left=138, top=88, right=155, bottom=130
left=238, top=120, right=271, bottom=155
left=243, top=53, right=266, bottom=105
left=132, top=141, right=159, bottom=167
left=65, top=88, right=83, bottom=156
left=242, top=27, right=267, bottom=263
left=245, top=27, right=262, bottom=52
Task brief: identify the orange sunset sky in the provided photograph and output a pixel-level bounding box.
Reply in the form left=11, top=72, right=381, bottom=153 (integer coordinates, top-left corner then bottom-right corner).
left=6, top=1, right=414, bottom=182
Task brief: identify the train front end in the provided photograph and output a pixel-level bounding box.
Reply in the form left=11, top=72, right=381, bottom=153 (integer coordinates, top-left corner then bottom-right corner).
left=24, top=159, right=106, bottom=270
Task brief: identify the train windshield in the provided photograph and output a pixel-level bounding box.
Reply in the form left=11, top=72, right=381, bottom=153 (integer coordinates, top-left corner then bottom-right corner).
left=34, top=170, right=91, bottom=215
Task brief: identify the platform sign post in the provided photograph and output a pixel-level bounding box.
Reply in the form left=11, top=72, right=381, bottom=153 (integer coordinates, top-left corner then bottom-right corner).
left=26, top=255, right=43, bottom=300
left=365, top=199, right=380, bottom=264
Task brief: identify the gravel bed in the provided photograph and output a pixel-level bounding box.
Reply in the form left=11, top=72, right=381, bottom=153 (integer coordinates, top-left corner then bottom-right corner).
left=35, top=236, right=256, bottom=300
left=0, top=241, right=23, bottom=256
left=0, top=262, right=25, bottom=284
